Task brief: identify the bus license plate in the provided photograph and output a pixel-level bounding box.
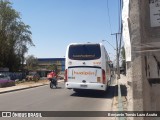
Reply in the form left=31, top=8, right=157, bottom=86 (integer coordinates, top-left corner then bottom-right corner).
left=80, top=85, right=87, bottom=88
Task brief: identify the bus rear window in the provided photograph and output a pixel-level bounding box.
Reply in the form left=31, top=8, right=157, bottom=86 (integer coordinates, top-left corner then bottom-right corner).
left=68, top=44, right=101, bottom=60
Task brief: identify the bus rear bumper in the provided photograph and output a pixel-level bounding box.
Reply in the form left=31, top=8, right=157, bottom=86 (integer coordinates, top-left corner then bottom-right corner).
left=65, top=82, right=107, bottom=91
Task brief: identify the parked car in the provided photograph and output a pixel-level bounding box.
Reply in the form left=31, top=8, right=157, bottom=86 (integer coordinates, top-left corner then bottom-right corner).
left=0, top=73, right=15, bottom=87
left=0, top=74, right=10, bottom=80
left=26, top=72, right=40, bottom=81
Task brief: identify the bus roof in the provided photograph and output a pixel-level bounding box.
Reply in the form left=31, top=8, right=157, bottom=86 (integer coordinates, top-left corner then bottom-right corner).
left=67, top=43, right=104, bottom=46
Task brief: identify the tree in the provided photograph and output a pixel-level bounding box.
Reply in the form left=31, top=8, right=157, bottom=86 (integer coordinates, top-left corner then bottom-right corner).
left=47, top=64, right=59, bottom=74
left=121, top=46, right=126, bottom=69
left=25, top=55, right=38, bottom=71
left=0, top=0, right=34, bottom=71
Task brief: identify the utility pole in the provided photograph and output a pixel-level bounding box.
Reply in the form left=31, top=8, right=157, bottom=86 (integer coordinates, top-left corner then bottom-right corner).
left=111, top=33, right=121, bottom=79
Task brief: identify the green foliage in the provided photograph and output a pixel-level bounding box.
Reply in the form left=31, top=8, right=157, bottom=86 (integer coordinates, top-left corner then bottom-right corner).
left=33, top=77, right=39, bottom=82
left=121, top=46, right=126, bottom=69
left=47, top=64, right=56, bottom=71
left=47, top=64, right=59, bottom=75
left=25, top=55, right=38, bottom=71
left=0, top=0, right=34, bottom=71
left=121, top=46, right=125, bottom=60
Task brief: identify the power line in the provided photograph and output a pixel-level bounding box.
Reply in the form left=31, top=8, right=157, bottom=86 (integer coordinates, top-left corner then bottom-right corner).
left=106, top=0, right=112, bottom=34
left=118, top=0, right=123, bottom=54
left=118, top=0, right=122, bottom=33
left=102, top=40, right=116, bottom=50
left=118, top=0, right=120, bottom=32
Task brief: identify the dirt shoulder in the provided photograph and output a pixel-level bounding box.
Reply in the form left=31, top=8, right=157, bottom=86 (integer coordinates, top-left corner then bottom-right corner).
left=0, top=79, right=64, bottom=94
left=16, top=79, right=49, bottom=86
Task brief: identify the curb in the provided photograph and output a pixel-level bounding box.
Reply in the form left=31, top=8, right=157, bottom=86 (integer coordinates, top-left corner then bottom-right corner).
left=0, top=80, right=64, bottom=94
left=112, top=86, right=118, bottom=110
left=117, top=80, right=127, bottom=120
left=111, top=77, right=118, bottom=111
left=0, top=83, right=49, bottom=94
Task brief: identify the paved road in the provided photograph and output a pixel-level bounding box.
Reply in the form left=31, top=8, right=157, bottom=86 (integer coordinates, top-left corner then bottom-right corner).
left=0, top=78, right=117, bottom=120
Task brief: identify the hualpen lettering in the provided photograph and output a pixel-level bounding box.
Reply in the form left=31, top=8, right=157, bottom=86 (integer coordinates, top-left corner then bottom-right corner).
left=74, top=71, right=95, bottom=75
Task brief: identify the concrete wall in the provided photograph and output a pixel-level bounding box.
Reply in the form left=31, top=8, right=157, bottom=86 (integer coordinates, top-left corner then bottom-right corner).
left=129, top=0, right=144, bottom=113
left=139, top=0, right=152, bottom=113
left=139, top=0, right=160, bottom=113
left=128, top=0, right=160, bottom=119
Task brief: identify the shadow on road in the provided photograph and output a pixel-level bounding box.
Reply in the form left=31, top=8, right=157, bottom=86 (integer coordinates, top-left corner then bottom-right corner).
left=49, top=86, right=63, bottom=89
left=111, top=84, right=127, bottom=97
left=70, top=86, right=116, bottom=99
left=70, top=84, right=127, bottom=99
left=120, top=85, right=127, bottom=96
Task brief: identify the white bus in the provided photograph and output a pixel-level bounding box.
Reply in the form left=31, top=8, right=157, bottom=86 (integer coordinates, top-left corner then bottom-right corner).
left=65, top=43, right=112, bottom=92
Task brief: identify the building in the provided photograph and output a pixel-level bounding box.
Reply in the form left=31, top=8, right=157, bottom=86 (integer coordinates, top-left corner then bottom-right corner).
left=125, top=0, right=160, bottom=117
left=37, top=58, right=65, bottom=77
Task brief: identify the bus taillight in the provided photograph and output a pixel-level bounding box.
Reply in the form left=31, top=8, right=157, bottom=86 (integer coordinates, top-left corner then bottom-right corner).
left=64, top=69, right=68, bottom=82
left=102, top=69, right=106, bottom=84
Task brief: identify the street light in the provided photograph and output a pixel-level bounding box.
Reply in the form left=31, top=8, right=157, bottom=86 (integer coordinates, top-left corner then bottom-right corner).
left=102, top=40, right=116, bottom=50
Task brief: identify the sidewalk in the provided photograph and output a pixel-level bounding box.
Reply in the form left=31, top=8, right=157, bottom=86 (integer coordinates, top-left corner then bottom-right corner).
left=0, top=79, right=64, bottom=94
left=118, top=74, right=132, bottom=111
left=118, top=74, right=128, bottom=85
